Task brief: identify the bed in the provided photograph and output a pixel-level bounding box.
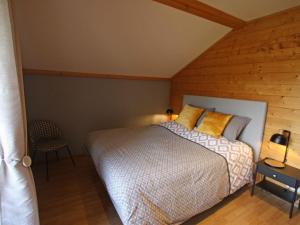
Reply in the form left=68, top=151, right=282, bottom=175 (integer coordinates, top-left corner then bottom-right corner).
left=86, top=96, right=267, bottom=225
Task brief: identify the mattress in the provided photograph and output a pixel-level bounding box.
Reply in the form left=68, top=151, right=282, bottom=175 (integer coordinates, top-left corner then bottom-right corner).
left=86, top=122, right=253, bottom=225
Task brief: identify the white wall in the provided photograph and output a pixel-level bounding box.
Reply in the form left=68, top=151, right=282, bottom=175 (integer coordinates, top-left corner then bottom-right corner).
left=24, top=75, right=170, bottom=155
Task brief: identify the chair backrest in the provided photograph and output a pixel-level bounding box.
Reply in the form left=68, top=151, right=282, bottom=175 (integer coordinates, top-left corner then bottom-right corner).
left=29, top=120, right=62, bottom=143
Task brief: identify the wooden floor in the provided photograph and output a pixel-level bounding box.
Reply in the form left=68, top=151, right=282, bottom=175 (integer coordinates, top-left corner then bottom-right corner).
left=33, top=156, right=300, bottom=225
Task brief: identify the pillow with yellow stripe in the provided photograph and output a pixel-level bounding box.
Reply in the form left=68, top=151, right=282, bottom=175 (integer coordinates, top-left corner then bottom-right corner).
left=196, top=111, right=233, bottom=138
left=175, top=105, right=204, bottom=130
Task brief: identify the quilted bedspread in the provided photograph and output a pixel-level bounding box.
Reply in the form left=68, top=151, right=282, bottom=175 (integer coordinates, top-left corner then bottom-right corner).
left=160, top=121, right=253, bottom=194
left=86, top=122, right=253, bottom=225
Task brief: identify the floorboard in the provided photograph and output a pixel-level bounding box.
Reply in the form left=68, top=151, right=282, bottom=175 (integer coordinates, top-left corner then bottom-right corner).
left=33, top=156, right=300, bottom=225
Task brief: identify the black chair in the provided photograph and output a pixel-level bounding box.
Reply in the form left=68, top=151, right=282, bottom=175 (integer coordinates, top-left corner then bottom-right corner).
left=29, top=120, right=75, bottom=180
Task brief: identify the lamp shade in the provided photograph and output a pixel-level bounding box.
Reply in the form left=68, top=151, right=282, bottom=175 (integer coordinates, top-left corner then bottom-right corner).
left=166, top=109, right=173, bottom=115
left=270, top=133, right=287, bottom=146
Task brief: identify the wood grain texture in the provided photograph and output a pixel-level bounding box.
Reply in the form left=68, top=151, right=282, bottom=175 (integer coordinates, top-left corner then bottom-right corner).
left=23, top=69, right=171, bottom=81
left=170, top=6, right=300, bottom=167
left=153, top=0, right=246, bottom=28
left=34, top=156, right=300, bottom=225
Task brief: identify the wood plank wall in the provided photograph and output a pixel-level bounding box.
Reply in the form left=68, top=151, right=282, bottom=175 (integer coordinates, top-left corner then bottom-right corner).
left=170, top=6, right=300, bottom=167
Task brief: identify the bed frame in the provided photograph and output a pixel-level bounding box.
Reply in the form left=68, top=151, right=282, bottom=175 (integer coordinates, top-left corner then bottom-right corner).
left=183, top=95, right=267, bottom=161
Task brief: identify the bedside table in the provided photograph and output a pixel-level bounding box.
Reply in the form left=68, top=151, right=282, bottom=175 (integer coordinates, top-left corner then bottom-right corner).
left=251, top=159, right=300, bottom=218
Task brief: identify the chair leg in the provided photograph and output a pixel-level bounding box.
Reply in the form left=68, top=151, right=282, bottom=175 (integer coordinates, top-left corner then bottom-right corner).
left=66, top=146, right=76, bottom=167
left=45, top=152, right=49, bottom=181
left=32, top=150, right=37, bottom=167
left=55, top=151, right=59, bottom=161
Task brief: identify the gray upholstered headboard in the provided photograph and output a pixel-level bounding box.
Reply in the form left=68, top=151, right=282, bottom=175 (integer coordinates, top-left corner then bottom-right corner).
left=183, top=95, right=267, bottom=161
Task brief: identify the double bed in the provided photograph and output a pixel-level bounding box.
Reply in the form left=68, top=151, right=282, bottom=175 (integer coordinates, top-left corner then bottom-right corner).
left=86, top=96, right=267, bottom=225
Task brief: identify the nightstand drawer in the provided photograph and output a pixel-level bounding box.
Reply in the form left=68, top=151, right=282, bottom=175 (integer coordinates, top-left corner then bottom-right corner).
left=257, top=163, right=297, bottom=187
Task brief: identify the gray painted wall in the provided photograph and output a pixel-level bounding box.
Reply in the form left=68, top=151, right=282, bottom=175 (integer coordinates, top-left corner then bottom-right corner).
left=24, top=75, right=170, bottom=155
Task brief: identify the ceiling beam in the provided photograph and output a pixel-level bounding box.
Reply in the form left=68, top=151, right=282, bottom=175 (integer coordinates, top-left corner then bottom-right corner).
left=22, top=68, right=171, bottom=81
left=153, top=0, right=246, bottom=29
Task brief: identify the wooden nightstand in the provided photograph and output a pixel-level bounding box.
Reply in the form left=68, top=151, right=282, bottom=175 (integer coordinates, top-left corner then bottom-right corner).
left=251, top=159, right=300, bottom=218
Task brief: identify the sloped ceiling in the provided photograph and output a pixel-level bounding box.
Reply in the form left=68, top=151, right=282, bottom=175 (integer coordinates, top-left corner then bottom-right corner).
left=14, top=0, right=300, bottom=78
left=14, top=0, right=229, bottom=78
left=200, top=0, right=300, bottom=21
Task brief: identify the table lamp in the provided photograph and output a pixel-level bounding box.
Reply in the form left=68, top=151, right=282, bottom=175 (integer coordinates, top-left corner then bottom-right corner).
left=166, top=109, right=174, bottom=121
left=264, top=130, right=291, bottom=168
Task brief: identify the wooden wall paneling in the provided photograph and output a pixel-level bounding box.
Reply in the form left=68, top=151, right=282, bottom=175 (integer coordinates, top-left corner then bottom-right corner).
left=170, top=6, right=300, bottom=166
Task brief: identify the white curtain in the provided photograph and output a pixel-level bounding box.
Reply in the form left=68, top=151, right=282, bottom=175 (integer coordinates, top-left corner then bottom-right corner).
left=0, top=0, right=39, bottom=225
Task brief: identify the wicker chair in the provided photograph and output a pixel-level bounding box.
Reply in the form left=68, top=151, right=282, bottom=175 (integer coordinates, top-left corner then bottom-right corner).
left=29, top=120, right=75, bottom=180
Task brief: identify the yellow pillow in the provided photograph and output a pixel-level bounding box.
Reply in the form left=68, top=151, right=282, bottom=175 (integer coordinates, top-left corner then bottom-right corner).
left=175, top=105, right=204, bottom=130
left=196, top=111, right=232, bottom=138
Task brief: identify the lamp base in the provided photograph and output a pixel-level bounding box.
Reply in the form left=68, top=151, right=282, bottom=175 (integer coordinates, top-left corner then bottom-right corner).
left=264, top=158, right=285, bottom=168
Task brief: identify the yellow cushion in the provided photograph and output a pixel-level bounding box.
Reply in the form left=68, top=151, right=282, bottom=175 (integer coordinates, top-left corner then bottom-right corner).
left=175, top=105, right=204, bottom=130
left=196, top=112, right=232, bottom=138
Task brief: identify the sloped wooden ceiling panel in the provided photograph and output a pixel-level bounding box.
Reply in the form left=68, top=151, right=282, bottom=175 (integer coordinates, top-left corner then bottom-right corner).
left=153, top=0, right=246, bottom=28
left=13, top=0, right=230, bottom=78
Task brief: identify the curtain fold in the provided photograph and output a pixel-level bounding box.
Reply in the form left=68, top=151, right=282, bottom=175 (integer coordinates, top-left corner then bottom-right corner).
left=0, top=0, right=39, bottom=224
